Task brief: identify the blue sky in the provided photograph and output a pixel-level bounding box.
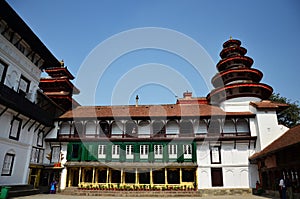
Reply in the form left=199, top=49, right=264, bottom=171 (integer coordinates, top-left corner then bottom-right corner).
left=7, top=0, right=300, bottom=105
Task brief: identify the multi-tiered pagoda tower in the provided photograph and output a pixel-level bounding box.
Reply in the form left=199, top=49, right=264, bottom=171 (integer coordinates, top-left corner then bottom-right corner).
left=207, top=38, right=273, bottom=105
left=39, top=61, right=80, bottom=111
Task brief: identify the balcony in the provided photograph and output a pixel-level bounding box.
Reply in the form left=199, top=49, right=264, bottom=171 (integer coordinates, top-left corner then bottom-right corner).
left=0, top=83, right=54, bottom=126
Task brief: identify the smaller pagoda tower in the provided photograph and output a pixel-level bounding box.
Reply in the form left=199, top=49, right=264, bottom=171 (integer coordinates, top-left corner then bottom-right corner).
left=39, top=60, right=80, bottom=111
left=207, top=38, right=273, bottom=105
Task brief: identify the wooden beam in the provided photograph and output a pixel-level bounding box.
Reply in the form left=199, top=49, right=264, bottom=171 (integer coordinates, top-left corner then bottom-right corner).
left=0, top=107, right=8, bottom=117
left=22, top=118, right=31, bottom=129
left=28, top=120, right=36, bottom=132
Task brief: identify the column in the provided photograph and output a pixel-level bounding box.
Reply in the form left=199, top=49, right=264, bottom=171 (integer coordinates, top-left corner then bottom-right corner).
left=165, top=168, right=168, bottom=185
left=150, top=168, right=153, bottom=185
left=106, top=168, right=110, bottom=184
left=135, top=168, right=138, bottom=185
left=92, top=167, right=95, bottom=184
left=121, top=168, right=124, bottom=184
left=179, top=168, right=182, bottom=185
left=78, top=167, right=82, bottom=185
left=195, top=168, right=198, bottom=190
left=68, top=169, right=72, bottom=187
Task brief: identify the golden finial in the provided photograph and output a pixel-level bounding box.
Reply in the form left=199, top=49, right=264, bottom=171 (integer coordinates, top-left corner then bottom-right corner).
left=229, top=36, right=232, bottom=40
left=60, top=60, right=64, bottom=67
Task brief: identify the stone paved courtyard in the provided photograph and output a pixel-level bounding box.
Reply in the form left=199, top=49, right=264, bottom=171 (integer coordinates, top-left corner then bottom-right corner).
left=12, top=193, right=276, bottom=199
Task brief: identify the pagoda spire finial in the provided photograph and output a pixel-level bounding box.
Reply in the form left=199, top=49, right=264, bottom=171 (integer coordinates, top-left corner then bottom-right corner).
left=60, top=59, right=64, bottom=67
left=229, top=36, right=232, bottom=40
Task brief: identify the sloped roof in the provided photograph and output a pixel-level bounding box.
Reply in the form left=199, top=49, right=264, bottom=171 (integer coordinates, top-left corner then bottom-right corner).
left=59, top=104, right=254, bottom=119
left=250, top=125, right=300, bottom=160
left=250, top=100, right=289, bottom=111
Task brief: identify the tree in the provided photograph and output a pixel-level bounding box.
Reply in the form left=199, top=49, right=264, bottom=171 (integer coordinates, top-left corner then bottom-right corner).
left=269, top=93, right=300, bottom=128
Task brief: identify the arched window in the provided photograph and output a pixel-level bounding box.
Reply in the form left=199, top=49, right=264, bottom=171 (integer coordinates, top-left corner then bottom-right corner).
left=85, top=121, right=97, bottom=136
left=99, top=121, right=109, bottom=137
left=166, top=120, right=179, bottom=135
left=152, top=121, right=165, bottom=137
left=195, top=120, right=208, bottom=134
left=236, top=119, right=249, bottom=134
left=111, top=121, right=123, bottom=136
left=125, top=121, right=137, bottom=136
left=72, top=122, right=83, bottom=137
left=1, top=151, right=15, bottom=176
left=180, top=120, right=193, bottom=136
left=208, top=119, right=221, bottom=134
left=223, top=119, right=236, bottom=134
left=138, top=121, right=150, bottom=136
left=59, top=122, right=71, bottom=136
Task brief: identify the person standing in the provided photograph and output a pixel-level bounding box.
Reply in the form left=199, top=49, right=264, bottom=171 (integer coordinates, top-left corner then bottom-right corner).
left=285, top=176, right=293, bottom=199
left=279, top=177, right=286, bottom=199
left=50, top=179, right=57, bottom=194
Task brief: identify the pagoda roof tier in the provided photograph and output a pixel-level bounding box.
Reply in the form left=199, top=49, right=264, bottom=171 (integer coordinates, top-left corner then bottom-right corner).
left=223, top=39, right=241, bottom=48
left=207, top=83, right=273, bottom=104
left=211, top=68, right=263, bottom=87
left=58, top=104, right=254, bottom=119
left=220, top=46, right=247, bottom=59
left=217, top=56, right=253, bottom=71
left=40, top=78, right=80, bottom=94
left=44, top=67, right=75, bottom=80
left=46, top=95, right=80, bottom=110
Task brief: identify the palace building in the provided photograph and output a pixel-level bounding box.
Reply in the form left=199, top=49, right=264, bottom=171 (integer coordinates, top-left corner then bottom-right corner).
left=43, top=38, right=289, bottom=192
left=1, top=1, right=296, bottom=197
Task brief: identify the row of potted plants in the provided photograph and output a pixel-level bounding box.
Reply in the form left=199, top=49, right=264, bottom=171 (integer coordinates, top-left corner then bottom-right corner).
left=78, top=183, right=197, bottom=191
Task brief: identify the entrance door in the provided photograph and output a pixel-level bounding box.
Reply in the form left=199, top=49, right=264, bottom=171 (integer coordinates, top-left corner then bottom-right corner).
left=211, top=168, right=223, bottom=187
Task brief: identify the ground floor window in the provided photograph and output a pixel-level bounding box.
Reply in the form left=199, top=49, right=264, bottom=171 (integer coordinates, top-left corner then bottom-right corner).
left=125, top=171, right=135, bottom=183
left=167, top=169, right=180, bottom=184
left=111, top=170, right=121, bottom=183
left=182, top=169, right=195, bottom=182
left=211, top=168, right=223, bottom=187
left=97, top=169, right=107, bottom=183
left=139, top=171, right=150, bottom=184
left=153, top=169, right=165, bottom=184
left=1, top=153, right=15, bottom=176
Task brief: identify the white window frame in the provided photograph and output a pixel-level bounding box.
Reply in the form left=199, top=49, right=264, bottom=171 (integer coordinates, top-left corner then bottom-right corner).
left=126, top=145, right=134, bottom=159
left=183, top=144, right=192, bottom=159
left=140, top=145, right=148, bottom=159
left=168, top=144, right=177, bottom=159
left=154, top=144, right=163, bottom=159
left=112, top=145, right=120, bottom=159
left=98, top=145, right=106, bottom=159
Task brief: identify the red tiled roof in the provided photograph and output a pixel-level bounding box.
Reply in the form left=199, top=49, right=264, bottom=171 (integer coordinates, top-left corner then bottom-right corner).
left=250, top=100, right=289, bottom=111
left=59, top=104, right=254, bottom=119
left=249, top=125, right=300, bottom=160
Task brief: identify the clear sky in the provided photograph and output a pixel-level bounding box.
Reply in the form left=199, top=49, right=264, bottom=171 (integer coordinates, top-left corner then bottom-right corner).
left=7, top=0, right=300, bottom=106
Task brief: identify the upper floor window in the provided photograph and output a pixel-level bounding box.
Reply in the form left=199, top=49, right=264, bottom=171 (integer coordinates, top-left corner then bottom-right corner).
left=85, top=121, right=97, bottom=136
left=1, top=153, right=15, bottom=176
left=168, top=144, right=177, bottom=159
left=154, top=145, right=163, bottom=159
left=140, top=145, right=148, bottom=159
left=30, top=147, right=44, bottom=164
left=236, top=119, right=250, bottom=134
left=210, top=146, right=221, bottom=164
left=0, top=59, right=8, bottom=84
left=51, top=146, right=61, bottom=163
left=183, top=144, right=192, bottom=159
left=98, top=145, right=106, bottom=159
left=37, top=131, right=43, bottom=147
left=126, top=145, right=134, bottom=159
left=71, top=144, right=80, bottom=159
left=112, top=145, right=120, bottom=159
left=59, top=122, right=70, bottom=136
left=18, top=75, right=30, bottom=96
left=9, top=116, right=22, bottom=140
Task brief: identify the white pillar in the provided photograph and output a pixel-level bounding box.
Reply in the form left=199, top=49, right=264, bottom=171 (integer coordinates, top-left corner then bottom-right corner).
left=60, top=167, right=68, bottom=190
